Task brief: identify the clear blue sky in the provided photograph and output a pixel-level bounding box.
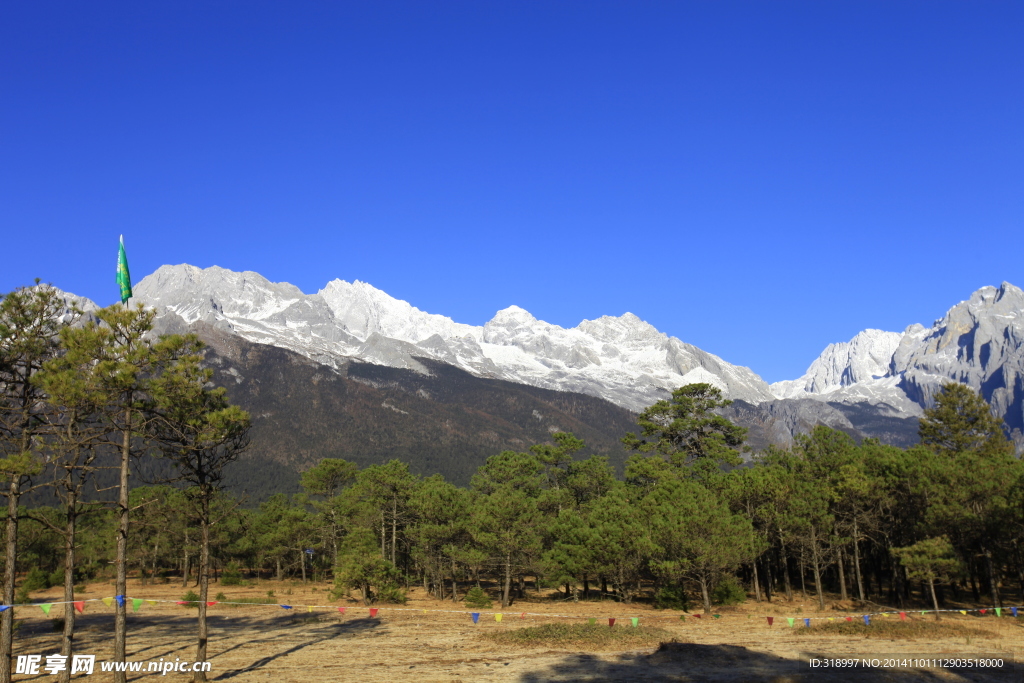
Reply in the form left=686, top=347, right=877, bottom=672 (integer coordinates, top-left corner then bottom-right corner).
left=2, top=2, right=1021, bottom=383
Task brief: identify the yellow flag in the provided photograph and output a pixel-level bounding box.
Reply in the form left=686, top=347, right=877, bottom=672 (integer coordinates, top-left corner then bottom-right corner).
left=495, top=613, right=503, bottom=622
left=307, top=606, right=313, bottom=613
left=146, top=600, right=157, bottom=607
left=102, top=597, right=113, bottom=608
left=959, top=610, right=967, bottom=615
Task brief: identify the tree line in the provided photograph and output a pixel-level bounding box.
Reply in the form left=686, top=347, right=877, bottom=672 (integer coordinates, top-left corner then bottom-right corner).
left=4, top=283, right=1024, bottom=682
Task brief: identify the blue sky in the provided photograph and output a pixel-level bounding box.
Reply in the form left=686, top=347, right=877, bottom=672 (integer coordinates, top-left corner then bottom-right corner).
left=2, top=2, right=1021, bottom=383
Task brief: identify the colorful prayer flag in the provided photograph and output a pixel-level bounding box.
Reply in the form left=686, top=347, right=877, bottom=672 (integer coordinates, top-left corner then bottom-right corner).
left=103, top=597, right=114, bottom=608
left=369, top=608, right=378, bottom=617
left=282, top=605, right=292, bottom=610
left=995, top=608, right=1002, bottom=617
left=338, top=607, right=345, bottom=614
left=608, top=618, right=615, bottom=627
left=588, top=618, right=595, bottom=625
left=146, top=600, right=157, bottom=607
left=0, top=606, right=8, bottom=613
left=680, top=615, right=686, bottom=622
left=132, top=599, right=143, bottom=612
left=845, top=616, right=852, bottom=622
left=803, top=618, right=810, bottom=627
left=115, top=595, right=125, bottom=608
left=766, top=617, right=773, bottom=626
left=980, top=609, right=987, bottom=615
left=713, top=614, right=721, bottom=619
left=471, top=612, right=479, bottom=624
left=959, top=610, right=967, bottom=615
left=495, top=613, right=502, bottom=622
left=863, top=615, right=870, bottom=625
left=73, top=601, right=84, bottom=614
left=40, top=604, right=52, bottom=615
left=786, top=618, right=794, bottom=627
left=1010, top=607, right=1017, bottom=617
left=116, top=236, right=132, bottom=304
left=631, top=617, right=638, bottom=628
left=206, top=602, right=217, bottom=607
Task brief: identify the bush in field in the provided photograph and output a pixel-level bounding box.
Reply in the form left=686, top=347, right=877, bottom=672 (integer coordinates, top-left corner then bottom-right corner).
left=464, top=587, right=493, bottom=609
left=712, top=575, right=746, bottom=606
left=180, top=590, right=201, bottom=609
left=22, top=567, right=51, bottom=592
left=220, top=562, right=244, bottom=586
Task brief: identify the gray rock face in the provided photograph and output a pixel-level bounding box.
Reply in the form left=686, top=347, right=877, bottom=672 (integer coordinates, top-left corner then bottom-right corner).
left=770, top=282, right=1024, bottom=448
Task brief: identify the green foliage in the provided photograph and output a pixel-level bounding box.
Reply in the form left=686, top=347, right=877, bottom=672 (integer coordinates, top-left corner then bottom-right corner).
left=463, top=586, right=493, bottom=608
left=220, top=562, right=243, bottom=586
left=892, top=537, right=961, bottom=584
left=919, top=383, right=1013, bottom=458
left=711, top=575, right=746, bottom=605
left=622, top=383, right=746, bottom=473
left=652, top=585, right=689, bottom=610
left=214, top=592, right=227, bottom=601
left=22, top=567, right=51, bottom=591
left=180, top=590, right=201, bottom=609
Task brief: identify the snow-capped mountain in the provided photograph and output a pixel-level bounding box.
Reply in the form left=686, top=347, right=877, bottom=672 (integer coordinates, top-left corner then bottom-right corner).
left=134, top=264, right=774, bottom=412
left=770, top=282, right=1024, bottom=442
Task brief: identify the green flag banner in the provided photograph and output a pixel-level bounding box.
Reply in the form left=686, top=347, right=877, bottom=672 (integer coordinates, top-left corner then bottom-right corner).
left=133, top=598, right=143, bottom=612
left=631, top=617, right=638, bottom=628
left=116, top=235, right=132, bottom=304
left=40, top=604, right=52, bottom=615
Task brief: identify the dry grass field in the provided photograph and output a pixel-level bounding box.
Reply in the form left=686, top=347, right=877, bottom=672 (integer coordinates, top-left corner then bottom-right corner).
left=10, top=579, right=1023, bottom=682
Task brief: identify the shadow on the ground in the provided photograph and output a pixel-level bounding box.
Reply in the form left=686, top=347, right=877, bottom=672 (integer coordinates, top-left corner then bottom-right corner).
left=212, top=617, right=381, bottom=679
left=518, top=642, right=1020, bottom=682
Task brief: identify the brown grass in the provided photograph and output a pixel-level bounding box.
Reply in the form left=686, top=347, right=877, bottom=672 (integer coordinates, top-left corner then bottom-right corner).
left=794, top=618, right=996, bottom=640
left=484, top=622, right=672, bottom=650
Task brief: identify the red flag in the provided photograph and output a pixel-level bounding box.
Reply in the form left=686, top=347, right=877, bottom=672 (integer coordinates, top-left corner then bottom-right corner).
left=520, top=612, right=525, bottom=619
left=176, top=601, right=187, bottom=605
left=608, top=618, right=616, bottom=627
left=338, top=607, right=346, bottom=614
left=693, top=613, right=702, bottom=619
left=980, top=609, right=987, bottom=615
left=766, top=617, right=774, bottom=626
left=845, top=616, right=852, bottom=622
left=73, top=602, right=85, bottom=614
left=899, top=612, right=906, bottom=621
left=369, top=608, right=379, bottom=617
left=206, top=602, right=217, bottom=607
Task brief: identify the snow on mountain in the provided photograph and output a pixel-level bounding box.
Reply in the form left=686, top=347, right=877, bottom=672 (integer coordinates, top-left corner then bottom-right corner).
left=133, top=264, right=774, bottom=411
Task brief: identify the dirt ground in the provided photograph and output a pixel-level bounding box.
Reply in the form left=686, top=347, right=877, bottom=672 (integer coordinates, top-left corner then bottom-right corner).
left=10, top=580, right=1023, bottom=682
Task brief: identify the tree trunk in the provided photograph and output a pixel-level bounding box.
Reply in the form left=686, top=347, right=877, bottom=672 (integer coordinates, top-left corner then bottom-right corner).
left=983, top=547, right=1001, bottom=608
left=194, top=496, right=211, bottom=683
left=852, top=523, right=865, bottom=601
left=113, top=410, right=131, bottom=683
left=276, top=558, right=282, bottom=582
left=700, top=577, right=711, bottom=614
left=300, top=549, right=306, bottom=583
left=780, top=544, right=793, bottom=601
left=501, top=553, right=512, bottom=608
left=837, top=546, right=848, bottom=602
left=810, top=535, right=825, bottom=611
left=752, top=559, right=762, bottom=603
left=928, top=577, right=941, bottom=617
left=57, top=505, right=77, bottom=683
left=391, top=498, right=397, bottom=565
left=0, top=478, right=21, bottom=683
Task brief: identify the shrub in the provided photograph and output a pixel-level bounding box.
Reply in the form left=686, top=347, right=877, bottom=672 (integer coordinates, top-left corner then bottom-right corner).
left=464, top=587, right=493, bottom=609
left=14, top=586, right=31, bottom=605
left=485, top=623, right=671, bottom=650
left=48, top=569, right=65, bottom=588
left=653, top=585, right=689, bottom=611
left=375, top=586, right=408, bottom=604
left=22, top=567, right=51, bottom=592
left=712, top=575, right=746, bottom=606
left=215, top=592, right=227, bottom=601
left=180, top=590, right=201, bottom=609
left=220, top=562, right=243, bottom=586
